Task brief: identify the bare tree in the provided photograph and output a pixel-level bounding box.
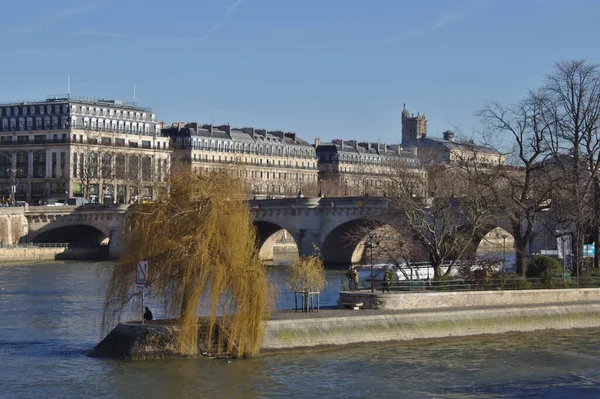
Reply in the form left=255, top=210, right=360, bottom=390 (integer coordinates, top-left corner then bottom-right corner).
left=382, top=162, right=493, bottom=278
left=72, top=133, right=101, bottom=201
left=345, top=220, right=427, bottom=280
left=538, top=60, right=600, bottom=274
left=477, top=94, right=556, bottom=275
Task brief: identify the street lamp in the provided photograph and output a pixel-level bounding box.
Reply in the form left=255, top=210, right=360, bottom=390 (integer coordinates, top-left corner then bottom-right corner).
left=6, top=168, right=22, bottom=206
left=556, top=229, right=569, bottom=276
left=365, top=238, right=380, bottom=293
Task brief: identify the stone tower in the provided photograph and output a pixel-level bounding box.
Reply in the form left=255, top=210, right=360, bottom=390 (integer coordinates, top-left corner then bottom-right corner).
left=401, top=103, right=427, bottom=146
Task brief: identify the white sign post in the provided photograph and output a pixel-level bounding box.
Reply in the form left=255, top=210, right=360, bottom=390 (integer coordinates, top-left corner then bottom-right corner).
left=136, top=260, right=149, bottom=323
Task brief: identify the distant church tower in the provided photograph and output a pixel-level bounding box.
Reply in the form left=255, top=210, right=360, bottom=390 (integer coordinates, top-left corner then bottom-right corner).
left=401, top=103, right=427, bottom=146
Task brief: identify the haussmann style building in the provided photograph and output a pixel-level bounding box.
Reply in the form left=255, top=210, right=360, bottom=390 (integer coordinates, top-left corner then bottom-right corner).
left=0, top=95, right=170, bottom=205
left=315, top=138, right=427, bottom=197
left=162, top=122, right=319, bottom=198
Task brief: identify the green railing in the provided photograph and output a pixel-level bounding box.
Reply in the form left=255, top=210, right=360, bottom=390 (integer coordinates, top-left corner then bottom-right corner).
left=353, top=276, right=600, bottom=292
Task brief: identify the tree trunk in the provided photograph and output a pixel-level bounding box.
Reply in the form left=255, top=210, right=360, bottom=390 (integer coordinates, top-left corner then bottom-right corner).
left=515, top=240, right=527, bottom=277
left=594, top=180, right=600, bottom=269
left=572, top=227, right=584, bottom=277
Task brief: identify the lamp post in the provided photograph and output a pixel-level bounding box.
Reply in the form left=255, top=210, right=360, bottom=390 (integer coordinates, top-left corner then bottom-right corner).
left=365, top=238, right=380, bottom=293
left=556, top=229, right=568, bottom=277
left=6, top=168, right=21, bottom=206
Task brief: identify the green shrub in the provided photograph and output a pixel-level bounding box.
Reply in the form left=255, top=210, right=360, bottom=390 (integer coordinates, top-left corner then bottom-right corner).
left=525, top=255, right=562, bottom=279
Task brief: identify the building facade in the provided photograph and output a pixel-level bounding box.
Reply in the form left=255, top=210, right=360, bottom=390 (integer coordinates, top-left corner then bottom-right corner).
left=0, top=96, right=170, bottom=204
left=315, top=139, right=427, bottom=197
left=163, top=122, right=319, bottom=198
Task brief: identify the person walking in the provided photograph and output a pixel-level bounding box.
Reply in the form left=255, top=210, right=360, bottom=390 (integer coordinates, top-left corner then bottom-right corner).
left=352, top=267, right=360, bottom=291
left=346, top=267, right=354, bottom=290
left=383, top=268, right=395, bottom=293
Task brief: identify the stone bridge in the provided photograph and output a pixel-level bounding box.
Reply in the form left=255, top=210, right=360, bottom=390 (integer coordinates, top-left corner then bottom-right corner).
left=24, top=205, right=128, bottom=258
left=252, top=197, right=392, bottom=264
left=14, top=197, right=557, bottom=265
left=251, top=197, right=556, bottom=265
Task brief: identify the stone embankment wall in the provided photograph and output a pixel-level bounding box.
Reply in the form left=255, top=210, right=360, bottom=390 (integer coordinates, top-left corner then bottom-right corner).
left=338, top=288, right=600, bottom=310
left=0, top=247, right=67, bottom=262
left=0, top=208, right=28, bottom=245
left=91, top=288, right=600, bottom=360
left=261, top=303, right=600, bottom=351
left=0, top=246, right=107, bottom=262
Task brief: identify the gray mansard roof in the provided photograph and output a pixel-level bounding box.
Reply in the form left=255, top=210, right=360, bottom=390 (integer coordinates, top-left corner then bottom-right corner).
left=409, top=136, right=500, bottom=155
left=317, top=139, right=419, bottom=159
left=163, top=122, right=314, bottom=150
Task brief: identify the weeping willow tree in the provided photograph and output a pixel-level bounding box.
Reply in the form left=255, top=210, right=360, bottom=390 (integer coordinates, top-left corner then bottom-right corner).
left=102, top=167, right=273, bottom=357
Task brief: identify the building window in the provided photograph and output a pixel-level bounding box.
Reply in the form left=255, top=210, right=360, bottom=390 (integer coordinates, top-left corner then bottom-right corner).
left=0, top=152, right=11, bottom=178
left=52, top=152, right=57, bottom=178
left=60, top=152, right=65, bottom=178
left=16, top=151, right=28, bottom=177
left=115, top=154, right=126, bottom=179
left=102, top=153, right=112, bottom=179
left=141, top=156, right=152, bottom=180
left=33, top=151, right=46, bottom=178
left=141, top=140, right=151, bottom=149
left=87, top=152, right=98, bottom=178
left=128, top=155, right=139, bottom=180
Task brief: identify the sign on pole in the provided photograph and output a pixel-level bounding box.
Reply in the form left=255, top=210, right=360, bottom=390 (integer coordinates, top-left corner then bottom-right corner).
left=136, top=260, right=149, bottom=287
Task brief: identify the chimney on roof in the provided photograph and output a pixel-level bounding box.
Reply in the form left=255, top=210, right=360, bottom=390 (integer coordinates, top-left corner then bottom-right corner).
left=255, top=129, right=267, bottom=137
left=172, top=122, right=186, bottom=130
left=271, top=131, right=285, bottom=140
left=218, top=124, right=231, bottom=135
left=443, top=130, right=455, bottom=142
left=314, top=138, right=321, bottom=147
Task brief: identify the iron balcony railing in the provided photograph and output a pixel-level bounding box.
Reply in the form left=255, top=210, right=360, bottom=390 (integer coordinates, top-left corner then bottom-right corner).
left=179, top=157, right=319, bottom=170
left=0, top=138, right=170, bottom=150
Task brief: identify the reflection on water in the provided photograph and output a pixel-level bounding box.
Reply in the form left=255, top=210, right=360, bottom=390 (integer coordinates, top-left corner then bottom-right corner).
left=1, top=261, right=600, bottom=398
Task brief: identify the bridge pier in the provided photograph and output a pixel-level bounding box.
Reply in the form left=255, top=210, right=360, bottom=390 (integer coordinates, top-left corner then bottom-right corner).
left=108, top=227, right=126, bottom=260
left=296, top=228, right=321, bottom=258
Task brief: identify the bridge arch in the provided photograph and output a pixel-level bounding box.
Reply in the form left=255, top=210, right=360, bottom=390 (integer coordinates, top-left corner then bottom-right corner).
left=458, top=221, right=515, bottom=263
left=31, top=224, right=110, bottom=246
left=253, top=220, right=298, bottom=261
left=320, top=215, right=395, bottom=266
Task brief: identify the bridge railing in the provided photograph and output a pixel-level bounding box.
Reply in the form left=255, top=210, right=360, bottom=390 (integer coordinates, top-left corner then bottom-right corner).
left=352, top=276, right=600, bottom=292
left=0, top=242, right=104, bottom=249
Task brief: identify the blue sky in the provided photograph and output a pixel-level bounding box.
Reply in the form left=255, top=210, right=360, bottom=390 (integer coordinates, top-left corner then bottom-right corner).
left=1, top=0, right=599, bottom=146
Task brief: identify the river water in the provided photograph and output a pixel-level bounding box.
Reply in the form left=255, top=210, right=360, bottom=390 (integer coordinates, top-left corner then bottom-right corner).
left=2, top=261, right=600, bottom=398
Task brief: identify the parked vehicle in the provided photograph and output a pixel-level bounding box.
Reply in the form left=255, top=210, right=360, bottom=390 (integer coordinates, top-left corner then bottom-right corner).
left=66, top=197, right=89, bottom=206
